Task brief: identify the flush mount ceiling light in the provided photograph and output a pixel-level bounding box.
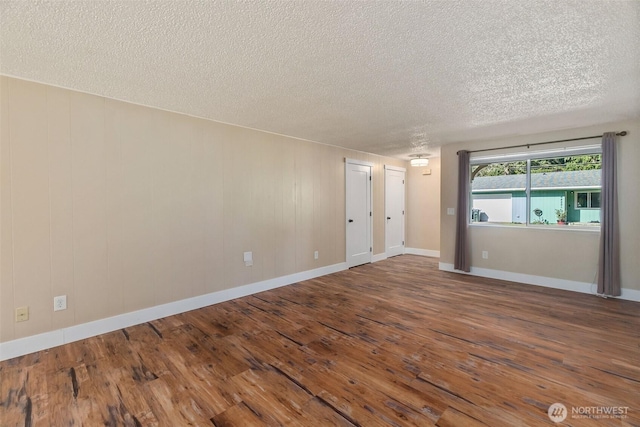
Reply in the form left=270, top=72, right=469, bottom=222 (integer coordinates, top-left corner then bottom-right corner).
left=409, top=154, right=429, bottom=167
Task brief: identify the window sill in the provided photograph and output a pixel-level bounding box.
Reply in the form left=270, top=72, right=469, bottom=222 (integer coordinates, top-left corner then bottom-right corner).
left=469, top=222, right=601, bottom=233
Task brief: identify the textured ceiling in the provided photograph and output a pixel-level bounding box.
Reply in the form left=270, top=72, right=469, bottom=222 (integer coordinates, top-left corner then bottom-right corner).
left=1, top=1, right=639, bottom=158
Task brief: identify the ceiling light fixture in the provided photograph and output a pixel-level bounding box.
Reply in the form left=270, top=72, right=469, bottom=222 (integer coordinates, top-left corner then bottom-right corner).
left=409, top=154, right=429, bottom=167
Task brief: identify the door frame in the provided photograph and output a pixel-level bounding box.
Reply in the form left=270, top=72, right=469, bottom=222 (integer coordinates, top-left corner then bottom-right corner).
left=345, top=158, right=373, bottom=267
left=384, top=165, right=406, bottom=257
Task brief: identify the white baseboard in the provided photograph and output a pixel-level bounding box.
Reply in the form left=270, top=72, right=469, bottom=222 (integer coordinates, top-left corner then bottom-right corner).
left=438, top=262, right=640, bottom=303
left=616, top=288, right=640, bottom=302
left=0, top=262, right=348, bottom=362
left=374, top=248, right=440, bottom=262
left=372, top=253, right=387, bottom=263
left=405, top=248, right=440, bottom=258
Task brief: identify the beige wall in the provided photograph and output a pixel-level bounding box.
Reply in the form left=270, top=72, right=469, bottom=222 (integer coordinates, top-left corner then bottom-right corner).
left=0, top=76, right=406, bottom=343
left=440, top=119, right=640, bottom=291
left=405, top=157, right=441, bottom=252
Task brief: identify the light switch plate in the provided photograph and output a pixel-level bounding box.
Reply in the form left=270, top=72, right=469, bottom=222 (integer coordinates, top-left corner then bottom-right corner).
left=447, top=208, right=455, bottom=215
left=243, top=251, right=253, bottom=266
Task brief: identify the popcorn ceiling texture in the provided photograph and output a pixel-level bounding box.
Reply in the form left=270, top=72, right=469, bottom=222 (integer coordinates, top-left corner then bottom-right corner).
left=1, top=1, right=638, bottom=157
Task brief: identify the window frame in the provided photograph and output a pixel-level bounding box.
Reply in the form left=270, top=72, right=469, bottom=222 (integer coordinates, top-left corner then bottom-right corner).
left=469, top=144, right=602, bottom=229
left=575, top=190, right=601, bottom=210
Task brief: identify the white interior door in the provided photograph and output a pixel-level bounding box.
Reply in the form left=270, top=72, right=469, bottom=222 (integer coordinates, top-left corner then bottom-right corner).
left=346, top=160, right=372, bottom=268
left=385, top=166, right=405, bottom=257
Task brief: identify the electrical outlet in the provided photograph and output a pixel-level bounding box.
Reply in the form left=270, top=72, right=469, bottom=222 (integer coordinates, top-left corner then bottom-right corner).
left=314, top=251, right=319, bottom=260
left=447, top=208, right=455, bottom=215
left=243, top=251, right=253, bottom=267
left=482, top=251, right=489, bottom=259
left=54, top=295, right=67, bottom=311
left=16, top=306, right=29, bottom=322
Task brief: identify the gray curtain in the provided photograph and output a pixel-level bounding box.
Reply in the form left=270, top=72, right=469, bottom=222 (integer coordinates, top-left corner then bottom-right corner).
left=597, top=132, right=620, bottom=296
left=454, top=150, right=471, bottom=272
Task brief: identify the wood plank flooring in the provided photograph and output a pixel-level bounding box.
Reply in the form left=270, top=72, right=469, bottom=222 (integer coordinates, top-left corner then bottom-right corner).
left=1, top=255, right=639, bottom=426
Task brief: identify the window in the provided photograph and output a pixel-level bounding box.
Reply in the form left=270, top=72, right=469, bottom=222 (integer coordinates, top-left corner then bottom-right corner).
left=471, top=161, right=525, bottom=225
left=470, top=145, right=601, bottom=227
left=575, top=191, right=601, bottom=209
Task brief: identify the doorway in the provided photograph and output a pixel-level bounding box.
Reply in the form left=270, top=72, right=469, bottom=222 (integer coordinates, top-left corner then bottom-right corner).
left=385, top=165, right=405, bottom=257
left=345, top=159, right=372, bottom=268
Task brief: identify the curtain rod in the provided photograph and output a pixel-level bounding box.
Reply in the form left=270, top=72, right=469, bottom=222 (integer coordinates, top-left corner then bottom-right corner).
left=457, top=131, right=627, bottom=155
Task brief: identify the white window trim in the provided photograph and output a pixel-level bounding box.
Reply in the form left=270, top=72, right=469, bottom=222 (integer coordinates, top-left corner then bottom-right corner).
left=470, top=145, right=602, bottom=229
left=470, top=144, right=601, bottom=164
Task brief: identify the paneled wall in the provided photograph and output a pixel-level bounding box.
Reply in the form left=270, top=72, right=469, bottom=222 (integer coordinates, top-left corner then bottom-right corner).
left=0, top=76, right=406, bottom=343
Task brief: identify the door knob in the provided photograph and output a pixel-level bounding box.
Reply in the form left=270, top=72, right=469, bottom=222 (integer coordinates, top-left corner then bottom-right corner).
left=348, top=219, right=354, bottom=223
left=387, top=217, right=391, bottom=220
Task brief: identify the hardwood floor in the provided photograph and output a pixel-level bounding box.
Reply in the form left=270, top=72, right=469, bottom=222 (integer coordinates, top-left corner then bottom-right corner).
left=1, top=255, right=639, bottom=426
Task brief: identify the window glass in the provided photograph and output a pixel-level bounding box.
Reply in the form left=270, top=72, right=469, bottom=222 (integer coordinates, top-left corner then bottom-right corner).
left=470, top=150, right=601, bottom=227
left=471, top=162, right=525, bottom=225
left=577, top=192, right=587, bottom=208
left=530, top=156, right=572, bottom=225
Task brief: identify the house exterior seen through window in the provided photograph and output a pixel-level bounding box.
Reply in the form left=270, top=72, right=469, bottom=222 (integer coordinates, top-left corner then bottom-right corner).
left=470, top=150, right=602, bottom=227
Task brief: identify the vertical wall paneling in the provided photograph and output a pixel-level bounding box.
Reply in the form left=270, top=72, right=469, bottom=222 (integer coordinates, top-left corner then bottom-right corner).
left=313, top=145, right=334, bottom=265
left=47, top=86, right=75, bottom=330
left=120, top=103, right=155, bottom=312
left=105, top=98, right=124, bottom=318
left=71, top=92, right=110, bottom=323
left=165, top=114, right=196, bottom=301
left=373, top=156, right=384, bottom=255
left=152, top=110, right=176, bottom=305
left=334, top=150, right=347, bottom=262
left=246, top=131, right=263, bottom=285
left=0, top=76, right=408, bottom=343
left=223, top=128, right=252, bottom=288
left=202, top=121, right=225, bottom=294
left=279, top=138, right=297, bottom=277
left=221, top=127, right=235, bottom=289
left=11, top=80, right=52, bottom=337
left=190, top=118, right=208, bottom=297
left=0, top=77, right=15, bottom=341
left=256, top=133, right=277, bottom=281
left=295, top=142, right=314, bottom=271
